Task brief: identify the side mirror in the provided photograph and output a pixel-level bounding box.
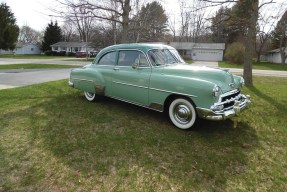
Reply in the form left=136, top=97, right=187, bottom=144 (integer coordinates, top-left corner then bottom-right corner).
left=132, top=57, right=140, bottom=69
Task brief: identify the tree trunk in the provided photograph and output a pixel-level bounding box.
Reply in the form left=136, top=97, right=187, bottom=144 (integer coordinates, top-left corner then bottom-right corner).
left=243, top=0, right=258, bottom=86
left=256, top=53, right=260, bottom=63
left=121, top=0, right=131, bottom=43
left=281, top=51, right=286, bottom=64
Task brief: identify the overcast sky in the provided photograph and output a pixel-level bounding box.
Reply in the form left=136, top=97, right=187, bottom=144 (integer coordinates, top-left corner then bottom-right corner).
left=0, top=0, right=286, bottom=32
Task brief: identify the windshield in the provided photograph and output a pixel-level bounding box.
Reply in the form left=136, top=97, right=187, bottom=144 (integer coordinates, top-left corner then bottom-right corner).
left=148, top=49, right=184, bottom=66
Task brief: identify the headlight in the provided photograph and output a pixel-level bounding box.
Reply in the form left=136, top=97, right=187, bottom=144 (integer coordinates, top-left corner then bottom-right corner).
left=212, top=85, right=221, bottom=97
left=240, top=77, right=245, bottom=88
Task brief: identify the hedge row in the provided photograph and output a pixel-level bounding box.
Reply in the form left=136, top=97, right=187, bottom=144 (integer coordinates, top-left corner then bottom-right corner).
left=44, top=51, right=76, bottom=57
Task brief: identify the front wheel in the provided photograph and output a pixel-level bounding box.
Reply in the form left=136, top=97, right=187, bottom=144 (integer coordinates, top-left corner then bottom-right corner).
left=84, top=91, right=96, bottom=101
left=168, top=98, right=197, bottom=129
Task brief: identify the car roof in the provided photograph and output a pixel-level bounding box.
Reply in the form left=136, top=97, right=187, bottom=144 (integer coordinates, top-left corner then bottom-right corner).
left=100, top=43, right=175, bottom=52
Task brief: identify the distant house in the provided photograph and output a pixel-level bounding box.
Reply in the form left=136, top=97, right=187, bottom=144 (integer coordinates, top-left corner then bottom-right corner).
left=168, top=42, right=225, bottom=61
left=50, top=42, right=95, bottom=53
left=0, top=42, right=41, bottom=55
left=265, top=48, right=287, bottom=64
left=14, top=42, right=41, bottom=55
left=0, top=49, right=13, bottom=54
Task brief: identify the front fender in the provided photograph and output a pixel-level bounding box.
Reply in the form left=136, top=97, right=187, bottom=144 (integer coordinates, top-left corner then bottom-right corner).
left=149, top=74, right=218, bottom=109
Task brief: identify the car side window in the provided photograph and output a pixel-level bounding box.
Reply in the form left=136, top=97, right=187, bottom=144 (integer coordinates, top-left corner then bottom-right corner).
left=118, top=50, right=149, bottom=67
left=98, top=51, right=116, bottom=65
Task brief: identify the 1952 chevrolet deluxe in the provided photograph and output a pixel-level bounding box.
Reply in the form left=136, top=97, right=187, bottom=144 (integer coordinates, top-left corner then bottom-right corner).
left=69, top=43, right=250, bottom=129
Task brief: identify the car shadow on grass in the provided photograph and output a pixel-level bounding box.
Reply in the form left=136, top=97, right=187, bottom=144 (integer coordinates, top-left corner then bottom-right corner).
left=1, top=91, right=260, bottom=191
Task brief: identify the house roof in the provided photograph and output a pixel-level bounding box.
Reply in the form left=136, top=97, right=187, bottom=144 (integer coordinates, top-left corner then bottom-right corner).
left=16, top=42, right=39, bottom=48
left=267, top=48, right=287, bottom=54
left=169, top=42, right=225, bottom=50
left=50, top=41, right=92, bottom=47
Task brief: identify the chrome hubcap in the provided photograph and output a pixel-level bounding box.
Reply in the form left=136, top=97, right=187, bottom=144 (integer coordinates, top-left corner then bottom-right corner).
left=174, top=104, right=192, bottom=124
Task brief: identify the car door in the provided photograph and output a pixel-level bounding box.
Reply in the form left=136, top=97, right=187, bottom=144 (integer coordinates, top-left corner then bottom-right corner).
left=110, top=50, right=151, bottom=105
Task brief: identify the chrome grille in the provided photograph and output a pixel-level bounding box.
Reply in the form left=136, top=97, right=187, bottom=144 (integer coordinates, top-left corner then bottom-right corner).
left=221, top=91, right=241, bottom=109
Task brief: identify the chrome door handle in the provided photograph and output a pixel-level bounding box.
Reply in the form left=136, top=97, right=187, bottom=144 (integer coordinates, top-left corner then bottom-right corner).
left=113, top=67, right=120, bottom=71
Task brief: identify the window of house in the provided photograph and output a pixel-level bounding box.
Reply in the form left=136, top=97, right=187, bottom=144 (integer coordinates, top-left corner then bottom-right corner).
left=31, top=48, right=34, bottom=51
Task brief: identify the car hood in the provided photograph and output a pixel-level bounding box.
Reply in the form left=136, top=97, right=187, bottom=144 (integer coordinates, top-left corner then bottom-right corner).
left=162, top=64, right=236, bottom=93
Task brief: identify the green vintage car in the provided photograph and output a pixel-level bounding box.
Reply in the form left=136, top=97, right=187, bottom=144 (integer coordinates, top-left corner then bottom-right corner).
left=69, top=43, right=250, bottom=129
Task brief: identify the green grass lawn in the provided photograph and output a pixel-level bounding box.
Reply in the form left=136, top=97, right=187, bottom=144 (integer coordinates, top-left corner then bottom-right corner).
left=219, top=61, right=287, bottom=71
left=0, top=77, right=286, bottom=191
left=0, top=64, right=82, bottom=69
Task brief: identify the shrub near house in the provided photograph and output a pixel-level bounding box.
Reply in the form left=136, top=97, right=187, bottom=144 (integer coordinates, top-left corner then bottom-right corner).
left=225, top=42, right=245, bottom=64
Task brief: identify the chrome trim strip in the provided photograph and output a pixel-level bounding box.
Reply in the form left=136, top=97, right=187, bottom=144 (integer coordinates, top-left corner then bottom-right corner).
left=112, top=81, right=197, bottom=98
left=112, top=81, right=149, bottom=89
left=108, top=96, right=163, bottom=112
left=149, top=87, right=198, bottom=98
left=221, top=89, right=239, bottom=97
left=71, top=78, right=94, bottom=83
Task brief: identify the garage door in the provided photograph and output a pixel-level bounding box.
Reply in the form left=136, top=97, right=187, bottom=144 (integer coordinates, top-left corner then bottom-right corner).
left=192, top=50, right=223, bottom=61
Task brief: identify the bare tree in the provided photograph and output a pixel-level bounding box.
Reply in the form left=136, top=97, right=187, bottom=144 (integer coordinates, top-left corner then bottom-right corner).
left=167, top=14, right=177, bottom=41
left=52, top=0, right=151, bottom=43
left=18, top=25, right=42, bottom=44
left=177, top=0, right=211, bottom=42
left=200, top=0, right=276, bottom=86
left=178, top=0, right=192, bottom=41
left=255, top=3, right=284, bottom=62
left=61, top=20, right=79, bottom=41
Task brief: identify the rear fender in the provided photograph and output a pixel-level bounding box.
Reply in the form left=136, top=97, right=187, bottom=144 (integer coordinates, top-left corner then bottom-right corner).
left=70, top=68, right=105, bottom=95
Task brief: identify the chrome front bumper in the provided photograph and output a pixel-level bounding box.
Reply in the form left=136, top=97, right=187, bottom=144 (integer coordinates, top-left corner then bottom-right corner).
left=196, top=94, right=251, bottom=121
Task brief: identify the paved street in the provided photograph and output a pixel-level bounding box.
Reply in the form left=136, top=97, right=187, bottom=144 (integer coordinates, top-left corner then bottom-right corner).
left=0, top=68, right=73, bottom=90
left=0, top=58, right=90, bottom=66
left=0, top=58, right=89, bottom=90
left=0, top=59, right=287, bottom=90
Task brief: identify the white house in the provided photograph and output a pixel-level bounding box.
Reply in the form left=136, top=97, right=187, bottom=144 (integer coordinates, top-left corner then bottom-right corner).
left=265, top=48, right=287, bottom=64
left=50, top=42, right=94, bottom=53
left=0, top=42, right=41, bottom=55
left=14, top=42, right=41, bottom=55
left=168, top=42, right=225, bottom=61
left=0, top=49, right=13, bottom=54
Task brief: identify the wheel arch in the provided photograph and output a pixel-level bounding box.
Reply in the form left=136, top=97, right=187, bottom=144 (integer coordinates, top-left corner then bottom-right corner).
left=163, top=94, right=197, bottom=113
left=70, top=68, right=106, bottom=95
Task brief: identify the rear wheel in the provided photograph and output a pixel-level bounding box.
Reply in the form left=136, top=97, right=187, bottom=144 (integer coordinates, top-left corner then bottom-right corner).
left=168, top=98, right=197, bottom=129
left=84, top=91, right=96, bottom=101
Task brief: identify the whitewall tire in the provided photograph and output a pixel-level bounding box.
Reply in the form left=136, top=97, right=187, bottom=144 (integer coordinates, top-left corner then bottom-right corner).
left=168, top=98, right=197, bottom=129
left=84, top=91, right=96, bottom=102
